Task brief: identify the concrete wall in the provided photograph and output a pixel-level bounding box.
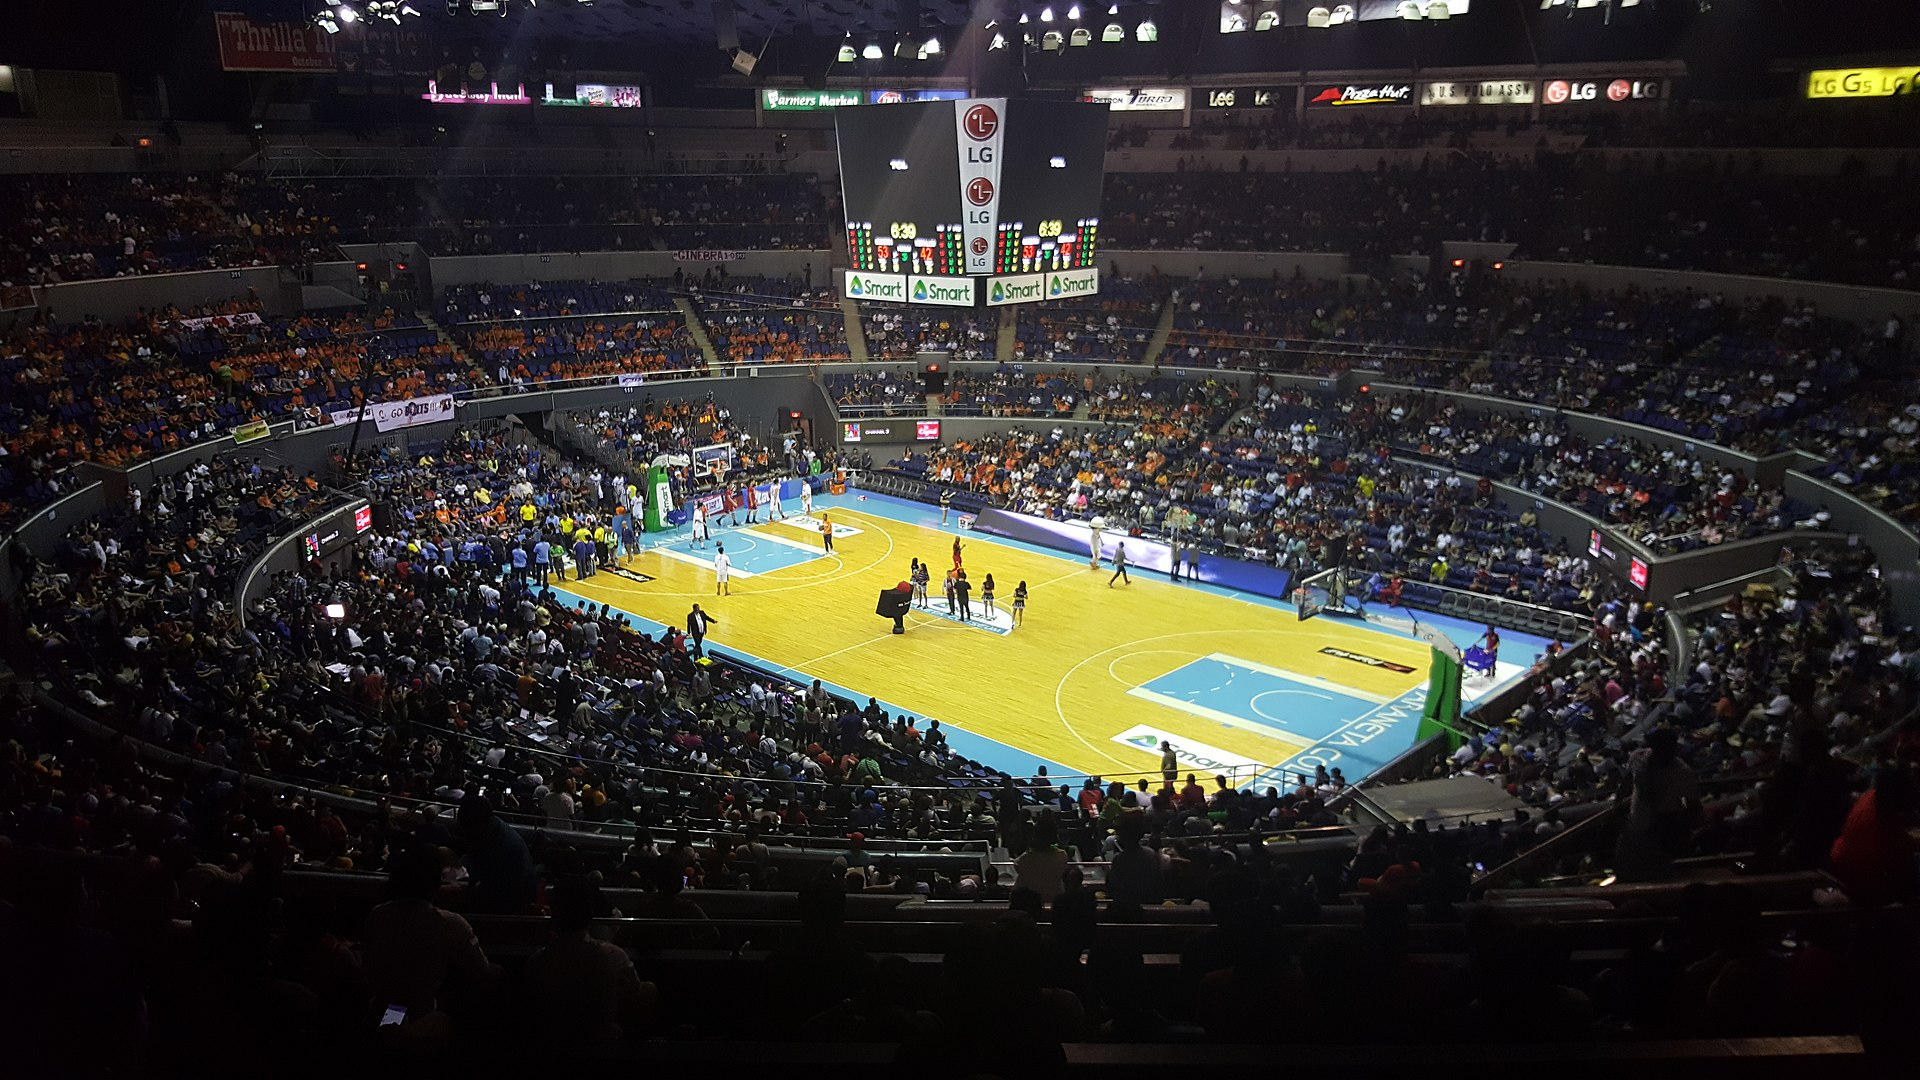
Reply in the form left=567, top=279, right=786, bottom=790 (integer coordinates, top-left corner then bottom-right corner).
left=1785, top=470, right=1920, bottom=625
left=429, top=249, right=830, bottom=292
left=40, top=266, right=286, bottom=323
left=1503, top=260, right=1920, bottom=327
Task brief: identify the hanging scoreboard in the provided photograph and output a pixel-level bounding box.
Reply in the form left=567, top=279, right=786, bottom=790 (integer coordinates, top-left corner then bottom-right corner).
left=836, top=97, right=1109, bottom=305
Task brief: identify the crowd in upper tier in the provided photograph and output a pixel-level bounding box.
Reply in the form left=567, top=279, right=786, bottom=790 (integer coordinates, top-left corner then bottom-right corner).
left=6, top=157, right=1920, bottom=289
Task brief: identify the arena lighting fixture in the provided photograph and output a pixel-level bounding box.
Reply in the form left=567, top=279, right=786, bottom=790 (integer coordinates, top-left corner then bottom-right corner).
left=1427, top=0, right=1449, bottom=19
left=1108, top=3, right=1118, bottom=11
left=1040, top=6, right=1053, bottom=21
left=325, top=603, right=347, bottom=620
left=1018, top=11, right=1028, bottom=22
left=1399, top=0, right=1420, bottom=17
left=1577, top=0, right=1600, bottom=7
left=922, top=35, right=941, bottom=55
left=888, top=158, right=909, bottom=170
left=337, top=4, right=358, bottom=23
left=837, top=35, right=856, bottom=62
left=1491, top=260, right=1505, bottom=270
left=314, top=11, right=341, bottom=32
left=1540, top=0, right=1564, bottom=7
left=989, top=31, right=1008, bottom=48
left=1135, top=17, right=1155, bottom=39
left=1067, top=3, right=1080, bottom=17
left=1306, top=6, right=1330, bottom=27
left=1049, top=155, right=1067, bottom=167
left=1330, top=4, right=1355, bottom=24
left=1070, top=26, right=1091, bottom=43
left=861, top=42, right=883, bottom=59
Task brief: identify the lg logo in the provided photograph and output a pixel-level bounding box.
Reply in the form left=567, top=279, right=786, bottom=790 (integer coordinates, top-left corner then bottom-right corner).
left=970, top=237, right=989, bottom=255
left=966, top=177, right=995, bottom=206
left=963, top=103, right=998, bottom=141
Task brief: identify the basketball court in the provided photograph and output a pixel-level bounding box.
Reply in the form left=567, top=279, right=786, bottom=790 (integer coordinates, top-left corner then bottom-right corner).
left=551, top=489, right=1553, bottom=789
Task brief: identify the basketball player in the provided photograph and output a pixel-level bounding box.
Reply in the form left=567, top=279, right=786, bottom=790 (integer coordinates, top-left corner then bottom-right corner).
left=713, top=543, right=732, bottom=596
left=769, top=480, right=784, bottom=520
left=691, top=501, right=709, bottom=549
left=801, top=481, right=813, bottom=518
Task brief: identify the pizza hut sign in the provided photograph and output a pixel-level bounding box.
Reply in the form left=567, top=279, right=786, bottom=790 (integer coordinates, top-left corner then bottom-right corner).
left=1308, top=83, right=1413, bottom=107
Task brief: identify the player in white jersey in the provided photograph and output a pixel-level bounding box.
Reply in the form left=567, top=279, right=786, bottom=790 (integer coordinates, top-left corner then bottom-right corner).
left=691, top=502, right=709, bottom=548
left=800, top=482, right=813, bottom=518
left=713, top=544, right=732, bottom=596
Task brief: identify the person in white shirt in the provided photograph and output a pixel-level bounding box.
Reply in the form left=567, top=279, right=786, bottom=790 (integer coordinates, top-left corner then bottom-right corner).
left=713, top=544, right=732, bottom=596
left=800, top=482, right=813, bottom=518
left=691, top=502, right=708, bottom=549
left=768, top=480, right=784, bottom=520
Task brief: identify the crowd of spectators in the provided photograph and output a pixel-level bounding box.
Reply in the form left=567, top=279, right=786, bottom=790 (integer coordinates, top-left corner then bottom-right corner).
left=860, top=304, right=997, bottom=362
left=1102, top=159, right=1920, bottom=288
left=694, top=275, right=849, bottom=364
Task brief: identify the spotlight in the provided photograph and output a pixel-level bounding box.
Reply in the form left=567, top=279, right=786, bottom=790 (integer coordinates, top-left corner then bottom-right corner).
left=861, top=42, right=883, bottom=59
left=1101, top=21, right=1123, bottom=40
left=1399, top=0, right=1421, bottom=18
left=314, top=11, right=340, bottom=32
left=1134, top=17, right=1155, bottom=40
left=1018, top=11, right=1029, bottom=22
left=1428, top=0, right=1449, bottom=18
left=337, top=4, right=358, bottom=23
left=837, top=39, right=856, bottom=62
left=1108, top=2, right=1118, bottom=11
left=922, top=35, right=941, bottom=55
left=989, top=31, right=1007, bottom=49
left=1306, top=5, right=1330, bottom=26
left=1067, top=3, right=1080, bottom=17
left=1040, top=6, right=1053, bottom=21
left=325, top=603, right=347, bottom=619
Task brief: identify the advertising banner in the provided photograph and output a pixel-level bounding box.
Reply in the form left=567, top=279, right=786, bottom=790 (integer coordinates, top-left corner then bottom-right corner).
left=841, top=270, right=908, bottom=303
left=908, top=276, right=976, bottom=307
left=213, top=12, right=338, bottom=73
left=617, top=373, right=648, bottom=388
left=672, top=249, right=747, bottom=263
left=1308, top=83, right=1414, bottom=107
left=421, top=80, right=532, bottom=105
left=869, top=88, right=970, bottom=104
left=330, top=392, right=456, bottom=433
left=915, top=420, right=942, bottom=440
left=175, top=311, right=263, bottom=332
left=543, top=83, right=644, bottom=107
left=841, top=420, right=916, bottom=442
left=1806, top=67, right=1920, bottom=99
left=1044, top=267, right=1100, bottom=301
left=231, top=419, right=272, bottom=445
left=1084, top=87, right=1188, bottom=111
left=761, top=87, right=862, bottom=111
left=1201, top=87, right=1286, bottom=109
left=1542, top=78, right=1664, bottom=105
left=955, top=97, right=1006, bottom=275
left=986, top=273, right=1047, bottom=306
left=1422, top=79, right=1536, bottom=106
left=334, top=21, right=434, bottom=82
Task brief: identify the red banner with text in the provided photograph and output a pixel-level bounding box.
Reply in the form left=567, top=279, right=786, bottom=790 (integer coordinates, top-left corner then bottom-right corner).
left=213, top=12, right=339, bottom=73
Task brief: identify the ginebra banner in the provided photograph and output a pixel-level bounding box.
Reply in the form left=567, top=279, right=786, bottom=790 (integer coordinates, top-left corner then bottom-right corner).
left=1307, top=83, right=1413, bottom=107
left=672, top=249, right=747, bottom=263
left=1541, top=78, right=1664, bottom=105
left=330, top=393, right=457, bottom=433
left=213, top=12, right=339, bottom=73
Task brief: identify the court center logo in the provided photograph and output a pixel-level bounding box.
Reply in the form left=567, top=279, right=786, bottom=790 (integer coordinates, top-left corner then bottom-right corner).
left=1111, top=725, right=1263, bottom=780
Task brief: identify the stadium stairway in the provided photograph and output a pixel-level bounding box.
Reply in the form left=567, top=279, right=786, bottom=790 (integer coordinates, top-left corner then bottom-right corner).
left=1139, top=292, right=1179, bottom=367
left=419, top=310, right=485, bottom=380
left=673, top=296, right=721, bottom=366
left=996, top=305, right=1019, bottom=362
left=839, top=294, right=871, bottom=362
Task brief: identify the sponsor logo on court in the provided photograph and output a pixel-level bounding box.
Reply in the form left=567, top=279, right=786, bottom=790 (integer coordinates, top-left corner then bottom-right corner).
left=604, top=566, right=655, bottom=585
left=1317, top=647, right=1415, bottom=674
left=1111, top=725, right=1263, bottom=779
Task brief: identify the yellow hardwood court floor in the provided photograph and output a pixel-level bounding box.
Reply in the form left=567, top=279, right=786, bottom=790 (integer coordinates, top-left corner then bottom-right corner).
left=552, top=494, right=1449, bottom=788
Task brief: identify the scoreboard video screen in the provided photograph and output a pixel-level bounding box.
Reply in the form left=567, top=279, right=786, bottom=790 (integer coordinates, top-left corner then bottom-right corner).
left=837, top=98, right=1108, bottom=278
